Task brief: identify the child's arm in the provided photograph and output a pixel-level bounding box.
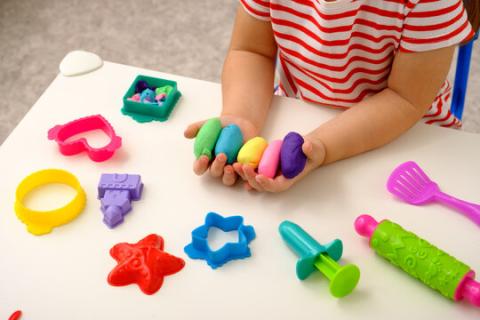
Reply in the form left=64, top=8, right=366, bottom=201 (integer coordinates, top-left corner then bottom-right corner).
left=247, top=46, right=455, bottom=192
left=221, top=6, right=277, bottom=132
left=308, top=47, right=455, bottom=165
left=184, top=6, right=277, bottom=186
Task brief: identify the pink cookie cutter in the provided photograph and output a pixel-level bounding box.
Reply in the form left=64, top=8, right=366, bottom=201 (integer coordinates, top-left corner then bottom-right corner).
left=48, top=114, right=122, bottom=162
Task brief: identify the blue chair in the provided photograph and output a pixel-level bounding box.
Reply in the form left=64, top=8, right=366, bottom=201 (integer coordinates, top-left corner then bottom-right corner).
left=451, top=32, right=478, bottom=120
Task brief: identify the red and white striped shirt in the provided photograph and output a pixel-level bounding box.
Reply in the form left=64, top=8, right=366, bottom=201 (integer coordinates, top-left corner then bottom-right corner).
left=240, top=0, right=475, bottom=128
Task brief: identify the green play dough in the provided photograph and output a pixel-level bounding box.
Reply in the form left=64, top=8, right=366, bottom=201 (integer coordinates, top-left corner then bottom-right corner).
left=194, top=118, right=222, bottom=160
left=155, top=85, right=173, bottom=96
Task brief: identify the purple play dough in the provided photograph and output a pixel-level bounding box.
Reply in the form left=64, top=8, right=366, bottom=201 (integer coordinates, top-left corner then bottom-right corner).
left=135, top=80, right=153, bottom=94
left=280, top=132, right=307, bottom=179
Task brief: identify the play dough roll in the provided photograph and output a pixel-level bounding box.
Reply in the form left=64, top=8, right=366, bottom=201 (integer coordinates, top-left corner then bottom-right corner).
left=194, top=118, right=222, bottom=160
left=215, top=124, right=244, bottom=164
left=237, top=137, right=268, bottom=169
left=280, top=132, right=307, bottom=179
left=258, top=140, right=282, bottom=178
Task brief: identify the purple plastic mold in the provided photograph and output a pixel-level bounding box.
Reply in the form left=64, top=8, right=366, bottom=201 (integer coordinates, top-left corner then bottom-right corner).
left=98, top=173, right=143, bottom=228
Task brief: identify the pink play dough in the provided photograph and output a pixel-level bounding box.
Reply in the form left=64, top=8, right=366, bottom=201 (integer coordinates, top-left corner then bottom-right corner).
left=258, top=140, right=283, bottom=178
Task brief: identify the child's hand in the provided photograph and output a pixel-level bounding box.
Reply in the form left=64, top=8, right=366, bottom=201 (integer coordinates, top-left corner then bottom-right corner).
left=233, top=135, right=326, bottom=192
left=184, top=115, right=258, bottom=186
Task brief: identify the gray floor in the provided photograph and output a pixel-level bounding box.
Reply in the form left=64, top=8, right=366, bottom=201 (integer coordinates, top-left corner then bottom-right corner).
left=0, top=0, right=479, bottom=144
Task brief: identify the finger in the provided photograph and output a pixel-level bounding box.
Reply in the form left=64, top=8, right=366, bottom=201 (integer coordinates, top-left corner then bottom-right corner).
left=222, top=165, right=237, bottom=186
left=302, top=139, right=314, bottom=159
left=243, top=165, right=264, bottom=192
left=243, top=181, right=254, bottom=191
left=184, top=120, right=206, bottom=139
left=233, top=162, right=247, bottom=180
left=255, top=175, right=279, bottom=192
left=256, top=174, right=289, bottom=193
left=302, top=137, right=326, bottom=167
left=193, top=156, right=210, bottom=175
left=210, top=153, right=227, bottom=178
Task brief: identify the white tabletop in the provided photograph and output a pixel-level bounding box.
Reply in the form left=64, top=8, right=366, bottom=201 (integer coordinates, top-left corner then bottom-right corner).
left=0, top=61, right=479, bottom=319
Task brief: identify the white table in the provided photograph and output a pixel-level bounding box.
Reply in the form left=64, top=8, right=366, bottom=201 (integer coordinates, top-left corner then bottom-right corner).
left=1, top=61, right=479, bottom=319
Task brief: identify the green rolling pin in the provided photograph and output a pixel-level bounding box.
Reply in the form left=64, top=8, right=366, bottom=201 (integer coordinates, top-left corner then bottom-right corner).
left=354, top=214, right=480, bottom=307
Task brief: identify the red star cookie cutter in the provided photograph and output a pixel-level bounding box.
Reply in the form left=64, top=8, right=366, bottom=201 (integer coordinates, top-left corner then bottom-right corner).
left=48, top=114, right=122, bottom=162
left=107, top=234, right=185, bottom=295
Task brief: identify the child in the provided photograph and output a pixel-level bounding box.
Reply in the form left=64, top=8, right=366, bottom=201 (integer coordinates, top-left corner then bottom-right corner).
left=185, top=0, right=479, bottom=192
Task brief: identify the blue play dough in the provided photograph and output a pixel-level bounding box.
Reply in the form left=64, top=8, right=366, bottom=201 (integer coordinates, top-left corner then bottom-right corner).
left=214, top=124, right=244, bottom=164
left=140, top=88, right=156, bottom=103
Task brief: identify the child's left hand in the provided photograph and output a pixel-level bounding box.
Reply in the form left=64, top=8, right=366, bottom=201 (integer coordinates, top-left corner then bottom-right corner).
left=233, top=136, right=326, bottom=192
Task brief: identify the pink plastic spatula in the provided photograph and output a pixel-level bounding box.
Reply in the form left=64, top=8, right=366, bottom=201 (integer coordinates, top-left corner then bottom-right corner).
left=387, top=161, right=480, bottom=226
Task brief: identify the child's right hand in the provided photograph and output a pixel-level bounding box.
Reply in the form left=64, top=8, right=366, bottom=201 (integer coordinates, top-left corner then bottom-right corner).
left=184, top=115, right=258, bottom=186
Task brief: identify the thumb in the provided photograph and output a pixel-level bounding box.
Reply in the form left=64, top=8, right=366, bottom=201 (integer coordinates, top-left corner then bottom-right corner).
left=302, top=137, right=326, bottom=167
left=184, top=120, right=207, bottom=139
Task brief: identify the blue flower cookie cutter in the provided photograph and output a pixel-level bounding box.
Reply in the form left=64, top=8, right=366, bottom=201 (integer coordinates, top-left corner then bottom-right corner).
left=184, top=212, right=256, bottom=269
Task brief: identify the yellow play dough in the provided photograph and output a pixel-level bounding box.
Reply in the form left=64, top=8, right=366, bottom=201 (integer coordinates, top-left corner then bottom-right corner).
left=237, top=137, right=268, bottom=168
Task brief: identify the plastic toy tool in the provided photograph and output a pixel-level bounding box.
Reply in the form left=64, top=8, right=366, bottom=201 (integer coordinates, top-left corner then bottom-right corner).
left=387, top=161, right=480, bottom=227
left=59, top=50, right=103, bottom=76
left=184, top=212, right=256, bottom=269
left=8, top=310, right=22, bottom=320
left=279, top=221, right=360, bottom=298
left=98, top=174, right=143, bottom=228
left=15, top=169, right=86, bottom=235
left=122, top=75, right=181, bottom=123
left=48, top=114, right=122, bottom=162
left=107, top=234, right=185, bottom=295
left=355, top=214, right=480, bottom=307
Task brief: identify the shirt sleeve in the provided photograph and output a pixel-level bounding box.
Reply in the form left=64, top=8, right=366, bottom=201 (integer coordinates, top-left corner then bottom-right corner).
left=240, top=0, right=271, bottom=21
left=399, top=0, right=475, bottom=52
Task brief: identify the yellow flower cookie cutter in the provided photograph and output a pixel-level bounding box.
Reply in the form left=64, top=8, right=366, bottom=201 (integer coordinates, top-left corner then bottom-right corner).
left=14, top=169, right=86, bottom=235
